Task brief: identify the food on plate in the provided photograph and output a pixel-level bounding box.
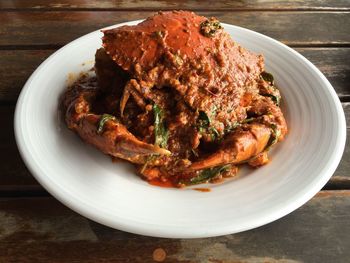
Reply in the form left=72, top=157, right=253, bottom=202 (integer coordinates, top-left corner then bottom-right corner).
left=61, top=11, right=287, bottom=187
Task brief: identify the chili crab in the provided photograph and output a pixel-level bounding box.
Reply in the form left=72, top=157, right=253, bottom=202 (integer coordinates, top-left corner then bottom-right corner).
left=61, top=11, right=287, bottom=187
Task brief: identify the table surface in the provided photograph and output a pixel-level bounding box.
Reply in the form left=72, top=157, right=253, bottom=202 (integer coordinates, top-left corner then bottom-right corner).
left=1, top=1, right=349, bottom=262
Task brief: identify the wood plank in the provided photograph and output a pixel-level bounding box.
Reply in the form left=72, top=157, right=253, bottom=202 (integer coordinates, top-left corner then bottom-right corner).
left=1, top=48, right=349, bottom=102
left=0, top=50, right=54, bottom=102
left=334, top=102, right=350, bottom=187
left=1, top=0, right=350, bottom=11
left=0, top=103, right=349, bottom=190
left=0, top=191, right=349, bottom=262
left=296, top=48, right=350, bottom=100
left=0, top=106, right=38, bottom=187
left=0, top=11, right=349, bottom=47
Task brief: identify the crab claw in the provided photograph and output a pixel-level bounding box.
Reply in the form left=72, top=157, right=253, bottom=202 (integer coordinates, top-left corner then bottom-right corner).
left=75, top=114, right=170, bottom=164
left=62, top=76, right=170, bottom=164
left=189, top=123, right=271, bottom=171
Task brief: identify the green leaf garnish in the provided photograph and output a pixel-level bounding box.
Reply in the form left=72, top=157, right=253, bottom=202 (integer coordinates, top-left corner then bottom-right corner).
left=211, top=105, right=217, bottom=115
left=260, top=71, right=274, bottom=85
left=197, top=111, right=221, bottom=141
left=200, top=18, right=223, bottom=37
left=140, top=154, right=157, bottom=173
left=198, top=111, right=210, bottom=127
left=242, top=117, right=256, bottom=124
left=224, top=122, right=240, bottom=133
left=209, top=127, right=220, bottom=141
left=191, top=149, right=199, bottom=158
left=264, top=93, right=281, bottom=106
left=186, top=165, right=231, bottom=185
left=198, top=111, right=210, bottom=133
left=260, top=72, right=281, bottom=106
left=97, top=114, right=116, bottom=134
left=153, top=104, right=169, bottom=149
left=154, top=30, right=165, bottom=38
left=174, top=54, right=183, bottom=67
left=265, top=124, right=281, bottom=151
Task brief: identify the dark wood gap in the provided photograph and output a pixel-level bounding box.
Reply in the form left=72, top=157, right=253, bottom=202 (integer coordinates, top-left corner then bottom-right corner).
left=1, top=8, right=350, bottom=12
left=0, top=100, right=17, bottom=106
left=0, top=173, right=349, bottom=198
left=0, top=186, right=49, bottom=198
left=341, top=96, right=350, bottom=103
left=288, top=43, right=350, bottom=48
left=322, top=178, right=350, bottom=190
left=0, top=188, right=350, bottom=199
left=0, top=44, right=63, bottom=50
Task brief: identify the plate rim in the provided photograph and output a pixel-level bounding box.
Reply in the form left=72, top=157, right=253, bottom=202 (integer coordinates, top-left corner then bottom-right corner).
left=14, top=21, right=347, bottom=238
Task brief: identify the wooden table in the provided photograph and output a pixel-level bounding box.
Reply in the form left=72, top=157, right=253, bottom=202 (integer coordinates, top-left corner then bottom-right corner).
left=1, top=1, right=349, bottom=262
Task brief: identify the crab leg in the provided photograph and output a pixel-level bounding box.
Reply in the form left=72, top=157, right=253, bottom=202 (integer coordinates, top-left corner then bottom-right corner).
left=120, top=79, right=147, bottom=116
left=189, top=96, right=287, bottom=171
left=76, top=113, right=170, bottom=164
left=62, top=79, right=170, bottom=164
left=247, top=96, right=288, bottom=141
left=189, top=123, right=271, bottom=171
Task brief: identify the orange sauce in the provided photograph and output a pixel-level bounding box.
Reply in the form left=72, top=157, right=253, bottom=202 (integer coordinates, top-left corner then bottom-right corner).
left=148, top=179, right=174, bottom=188
left=193, top=188, right=211, bottom=192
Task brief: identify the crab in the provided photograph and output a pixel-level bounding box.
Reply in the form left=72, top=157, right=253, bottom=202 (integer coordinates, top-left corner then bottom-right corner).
left=62, top=11, right=287, bottom=187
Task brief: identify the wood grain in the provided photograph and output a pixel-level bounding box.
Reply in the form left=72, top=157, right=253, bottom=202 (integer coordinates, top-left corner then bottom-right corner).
left=0, top=105, right=38, bottom=187
left=297, top=48, right=350, bottom=100
left=0, top=191, right=349, bottom=262
left=0, top=50, right=54, bottom=102
left=0, top=47, right=349, bottom=102
left=0, top=11, right=349, bottom=47
left=1, top=102, right=349, bottom=190
left=1, top=0, right=350, bottom=11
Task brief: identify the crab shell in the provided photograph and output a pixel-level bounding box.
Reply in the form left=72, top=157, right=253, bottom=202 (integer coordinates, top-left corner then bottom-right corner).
left=102, top=11, right=264, bottom=84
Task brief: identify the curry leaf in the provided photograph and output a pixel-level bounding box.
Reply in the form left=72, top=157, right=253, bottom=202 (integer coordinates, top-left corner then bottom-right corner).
left=153, top=104, right=169, bottom=149
left=198, top=111, right=210, bottom=133
left=200, top=18, right=223, bottom=37
left=191, top=149, right=199, bottom=158
left=154, top=30, right=165, bottom=38
left=173, top=54, right=183, bottom=67
left=224, top=122, right=240, bottom=133
left=260, top=71, right=274, bottom=85
left=198, top=111, right=211, bottom=127
left=265, top=124, right=281, bottom=151
left=209, top=127, right=220, bottom=141
left=97, top=114, right=116, bottom=134
left=260, top=72, right=281, bottom=106
left=264, top=93, right=281, bottom=106
left=140, top=154, right=157, bottom=173
left=197, top=111, right=222, bottom=141
left=242, top=117, right=256, bottom=124
left=186, top=165, right=231, bottom=185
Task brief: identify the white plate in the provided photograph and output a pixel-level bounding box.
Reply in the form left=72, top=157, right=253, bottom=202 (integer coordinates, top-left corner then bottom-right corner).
left=15, top=21, right=346, bottom=238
